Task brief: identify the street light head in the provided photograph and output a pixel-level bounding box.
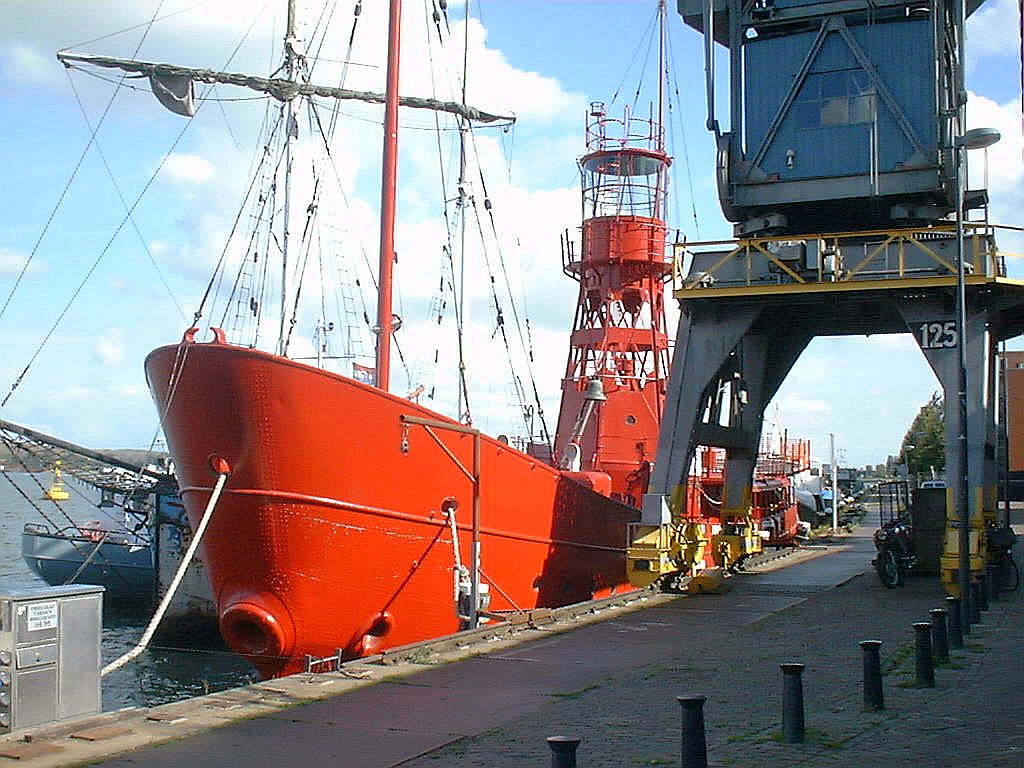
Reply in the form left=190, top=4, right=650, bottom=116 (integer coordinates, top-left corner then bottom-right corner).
left=957, top=126, right=1001, bottom=150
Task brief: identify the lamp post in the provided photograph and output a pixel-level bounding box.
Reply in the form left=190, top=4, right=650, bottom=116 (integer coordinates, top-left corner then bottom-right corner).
left=953, top=125, right=1001, bottom=628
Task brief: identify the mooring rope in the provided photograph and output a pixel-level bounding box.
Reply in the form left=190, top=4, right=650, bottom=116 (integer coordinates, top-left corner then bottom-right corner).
left=445, top=504, right=469, bottom=605
left=101, top=471, right=228, bottom=677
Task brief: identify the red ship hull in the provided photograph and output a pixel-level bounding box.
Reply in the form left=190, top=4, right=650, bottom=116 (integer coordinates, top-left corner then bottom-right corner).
left=146, top=334, right=639, bottom=677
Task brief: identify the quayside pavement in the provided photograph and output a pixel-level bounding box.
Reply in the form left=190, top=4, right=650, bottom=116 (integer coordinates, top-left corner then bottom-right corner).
left=4, top=521, right=1022, bottom=767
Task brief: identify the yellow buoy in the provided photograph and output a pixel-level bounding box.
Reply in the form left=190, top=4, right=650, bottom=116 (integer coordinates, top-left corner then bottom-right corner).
left=43, top=460, right=70, bottom=501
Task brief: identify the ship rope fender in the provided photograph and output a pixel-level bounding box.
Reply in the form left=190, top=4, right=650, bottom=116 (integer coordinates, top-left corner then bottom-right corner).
left=101, top=468, right=230, bottom=677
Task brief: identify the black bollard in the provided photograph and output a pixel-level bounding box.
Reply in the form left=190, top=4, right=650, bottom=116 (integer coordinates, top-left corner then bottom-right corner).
left=969, top=581, right=982, bottom=625
left=913, top=622, right=935, bottom=687
left=546, top=736, right=580, bottom=768
left=780, top=663, right=805, bottom=743
left=988, top=563, right=1001, bottom=602
left=677, top=696, right=708, bottom=768
left=929, top=608, right=949, bottom=664
left=946, top=595, right=964, bottom=648
left=859, top=640, right=884, bottom=711
left=978, top=573, right=990, bottom=611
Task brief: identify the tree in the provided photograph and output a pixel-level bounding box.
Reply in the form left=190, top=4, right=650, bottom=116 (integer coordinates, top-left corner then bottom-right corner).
left=898, top=392, right=945, bottom=475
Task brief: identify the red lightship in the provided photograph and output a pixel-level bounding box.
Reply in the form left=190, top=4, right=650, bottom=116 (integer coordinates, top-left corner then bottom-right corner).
left=145, top=5, right=679, bottom=678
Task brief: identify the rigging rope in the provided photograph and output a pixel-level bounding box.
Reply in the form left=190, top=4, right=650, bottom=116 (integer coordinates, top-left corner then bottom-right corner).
left=422, top=0, right=471, bottom=416
left=0, top=453, right=64, bottom=531
left=0, top=0, right=168, bottom=327
left=214, top=116, right=285, bottom=331
left=665, top=24, right=701, bottom=238
left=0, top=432, right=150, bottom=535
left=63, top=530, right=113, bottom=586
left=65, top=74, right=187, bottom=322
left=465, top=195, right=537, bottom=434
left=304, top=94, right=403, bottom=374
left=609, top=7, right=659, bottom=108
left=0, top=436, right=143, bottom=588
left=466, top=130, right=552, bottom=445
left=4, top=6, right=265, bottom=411
left=630, top=12, right=660, bottom=112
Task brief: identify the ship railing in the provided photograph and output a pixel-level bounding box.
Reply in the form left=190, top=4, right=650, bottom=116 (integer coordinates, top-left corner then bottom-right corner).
left=584, top=101, right=664, bottom=154
left=22, top=521, right=145, bottom=546
left=672, top=222, right=1014, bottom=294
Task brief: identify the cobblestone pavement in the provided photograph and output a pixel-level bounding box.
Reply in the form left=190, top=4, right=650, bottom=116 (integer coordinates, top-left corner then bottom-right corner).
left=46, top=522, right=1020, bottom=768
left=401, top=529, right=1023, bottom=768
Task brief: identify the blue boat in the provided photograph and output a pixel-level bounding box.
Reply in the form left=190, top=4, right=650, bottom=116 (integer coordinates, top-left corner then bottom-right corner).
left=4, top=417, right=216, bottom=623
left=21, top=522, right=155, bottom=608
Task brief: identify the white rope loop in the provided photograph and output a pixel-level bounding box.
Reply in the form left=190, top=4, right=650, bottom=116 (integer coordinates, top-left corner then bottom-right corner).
left=101, top=471, right=229, bottom=677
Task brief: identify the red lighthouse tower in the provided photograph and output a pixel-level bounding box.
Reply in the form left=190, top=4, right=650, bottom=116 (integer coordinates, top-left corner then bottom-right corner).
left=554, top=102, right=673, bottom=506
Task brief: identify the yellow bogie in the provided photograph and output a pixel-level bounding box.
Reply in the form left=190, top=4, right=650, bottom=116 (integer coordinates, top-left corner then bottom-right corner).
left=626, top=521, right=707, bottom=588
left=710, top=511, right=762, bottom=569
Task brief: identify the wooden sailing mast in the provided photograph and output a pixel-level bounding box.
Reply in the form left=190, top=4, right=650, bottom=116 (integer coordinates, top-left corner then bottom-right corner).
left=375, top=0, right=402, bottom=391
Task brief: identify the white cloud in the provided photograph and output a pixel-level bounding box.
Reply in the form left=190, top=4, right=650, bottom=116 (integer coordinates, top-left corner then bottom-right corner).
left=92, top=332, right=125, bottom=365
left=967, top=92, right=1024, bottom=191
left=0, top=42, right=61, bottom=87
left=967, top=0, right=1020, bottom=61
left=112, top=383, right=146, bottom=397
left=160, top=153, right=215, bottom=185
left=865, top=334, right=920, bottom=351
left=965, top=91, right=1024, bottom=268
left=52, top=384, right=91, bottom=402
left=0, top=248, right=44, bottom=278
left=457, top=19, right=584, bottom=124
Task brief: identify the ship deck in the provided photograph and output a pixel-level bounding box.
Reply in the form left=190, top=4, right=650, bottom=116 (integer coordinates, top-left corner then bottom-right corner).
left=4, top=509, right=1022, bottom=768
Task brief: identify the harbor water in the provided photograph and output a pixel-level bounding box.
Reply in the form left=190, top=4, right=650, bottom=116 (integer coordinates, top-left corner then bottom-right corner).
left=0, top=470, right=255, bottom=710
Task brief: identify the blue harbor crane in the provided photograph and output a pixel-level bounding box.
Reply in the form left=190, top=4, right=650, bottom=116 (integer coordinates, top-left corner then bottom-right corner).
left=628, top=0, right=1022, bottom=618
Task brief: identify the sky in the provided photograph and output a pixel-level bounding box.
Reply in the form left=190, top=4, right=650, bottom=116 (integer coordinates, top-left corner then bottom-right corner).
left=0, top=0, right=1021, bottom=471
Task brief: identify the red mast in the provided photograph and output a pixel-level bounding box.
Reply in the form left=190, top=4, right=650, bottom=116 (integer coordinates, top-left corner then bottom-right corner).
left=374, top=0, right=402, bottom=391
left=553, top=101, right=673, bottom=505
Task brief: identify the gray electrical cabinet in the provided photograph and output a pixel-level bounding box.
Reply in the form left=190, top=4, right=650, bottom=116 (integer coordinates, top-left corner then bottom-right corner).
left=0, top=583, right=103, bottom=733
